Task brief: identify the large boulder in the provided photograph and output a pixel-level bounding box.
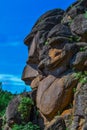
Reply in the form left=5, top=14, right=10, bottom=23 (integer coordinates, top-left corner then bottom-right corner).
left=71, top=50, right=87, bottom=71
left=38, top=43, right=77, bottom=76
left=6, top=96, right=21, bottom=125
left=22, top=64, right=39, bottom=85
left=47, top=23, right=72, bottom=38
left=27, top=32, right=40, bottom=64
left=36, top=73, right=78, bottom=119
left=71, top=83, right=87, bottom=130
left=62, top=0, right=87, bottom=24
left=24, top=9, right=64, bottom=46
left=70, top=14, right=87, bottom=42
left=36, top=75, right=56, bottom=110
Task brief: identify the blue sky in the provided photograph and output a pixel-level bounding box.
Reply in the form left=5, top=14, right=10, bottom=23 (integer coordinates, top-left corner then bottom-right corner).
left=0, top=0, right=76, bottom=93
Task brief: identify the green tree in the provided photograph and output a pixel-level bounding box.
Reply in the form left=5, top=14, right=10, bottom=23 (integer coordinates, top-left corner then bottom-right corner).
left=0, top=82, right=14, bottom=116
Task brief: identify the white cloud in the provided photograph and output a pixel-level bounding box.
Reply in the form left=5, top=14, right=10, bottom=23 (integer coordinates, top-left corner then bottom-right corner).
left=0, top=74, right=32, bottom=94
left=0, top=74, right=24, bottom=86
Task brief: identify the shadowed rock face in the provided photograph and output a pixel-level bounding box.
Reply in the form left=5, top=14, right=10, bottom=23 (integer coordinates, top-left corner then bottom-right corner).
left=11, top=0, right=87, bottom=129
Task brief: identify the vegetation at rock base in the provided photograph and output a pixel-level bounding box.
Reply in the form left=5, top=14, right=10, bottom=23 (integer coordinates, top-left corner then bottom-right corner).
left=66, top=128, right=68, bottom=130
left=0, top=82, right=14, bottom=116
left=13, top=122, right=40, bottom=130
left=35, top=109, right=39, bottom=117
left=18, top=96, right=34, bottom=120
left=74, top=71, right=87, bottom=85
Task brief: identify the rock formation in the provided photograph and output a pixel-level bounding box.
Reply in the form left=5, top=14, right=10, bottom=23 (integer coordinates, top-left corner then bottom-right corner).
left=5, top=0, right=87, bottom=130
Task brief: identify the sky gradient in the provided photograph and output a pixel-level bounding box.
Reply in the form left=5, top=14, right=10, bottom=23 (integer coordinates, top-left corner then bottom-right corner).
left=0, top=0, right=76, bottom=93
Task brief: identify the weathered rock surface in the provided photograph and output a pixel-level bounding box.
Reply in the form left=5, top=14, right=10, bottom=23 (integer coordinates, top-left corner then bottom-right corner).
left=20, top=0, right=87, bottom=130
left=6, top=96, right=21, bottom=125
left=63, top=0, right=87, bottom=24
left=70, top=14, right=87, bottom=42
left=22, top=64, right=39, bottom=84
left=36, top=75, right=56, bottom=110
left=24, top=9, right=64, bottom=46
left=61, top=109, right=73, bottom=129
left=37, top=73, right=78, bottom=119
left=0, top=117, right=3, bottom=129
left=30, top=75, right=44, bottom=89
left=21, top=0, right=87, bottom=129
left=44, top=117, right=66, bottom=130
left=71, top=83, right=87, bottom=130
left=71, top=50, right=87, bottom=70
left=6, top=0, right=87, bottom=130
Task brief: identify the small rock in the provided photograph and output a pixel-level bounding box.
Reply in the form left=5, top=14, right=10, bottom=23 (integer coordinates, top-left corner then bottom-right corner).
left=44, top=117, right=66, bottom=130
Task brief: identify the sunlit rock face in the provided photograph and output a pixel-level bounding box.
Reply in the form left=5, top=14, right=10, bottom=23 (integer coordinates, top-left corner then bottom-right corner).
left=22, top=0, right=87, bottom=129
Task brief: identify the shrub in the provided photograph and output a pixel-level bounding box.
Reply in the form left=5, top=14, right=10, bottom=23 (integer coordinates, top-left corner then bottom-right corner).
left=12, top=124, right=24, bottom=130
left=18, top=97, right=34, bottom=121
left=13, top=122, right=40, bottom=130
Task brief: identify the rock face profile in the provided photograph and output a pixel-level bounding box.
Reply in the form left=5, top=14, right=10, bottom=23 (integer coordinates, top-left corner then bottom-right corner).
left=6, top=0, right=87, bottom=130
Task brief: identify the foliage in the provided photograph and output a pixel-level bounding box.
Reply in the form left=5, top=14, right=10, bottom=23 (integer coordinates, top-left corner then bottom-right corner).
left=12, top=124, right=24, bottom=130
left=68, top=36, right=74, bottom=42
left=80, top=46, right=87, bottom=51
left=74, top=36, right=81, bottom=42
left=73, top=87, right=77, bottom=93
left=68, top=19, right=73, bottom=25
left=69, top=35, right=81, bottom=42
left=57, top=111, right=61, bottom=116
left=0, top=82, right=14, bottom=116
left=74, top=71, right=87, bottom=84
left=13, top=122, right=40, bottom=130
left=84, top=11, right=87, bottom=19
left=36, top=109, right=39, bottom=117
left=18, top=97, right=34, bottom=120
left=45, top=41, right=49, bottom=45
